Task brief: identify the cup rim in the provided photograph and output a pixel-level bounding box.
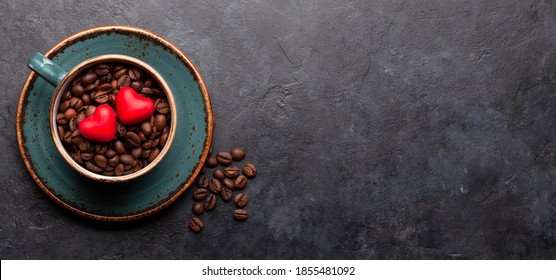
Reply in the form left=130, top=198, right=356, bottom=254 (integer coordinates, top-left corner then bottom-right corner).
left=50, top=54, right=178, bottom=183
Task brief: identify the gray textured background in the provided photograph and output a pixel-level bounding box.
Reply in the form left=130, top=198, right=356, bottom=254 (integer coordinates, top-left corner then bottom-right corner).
left=1, top=0, right=556, bottom=259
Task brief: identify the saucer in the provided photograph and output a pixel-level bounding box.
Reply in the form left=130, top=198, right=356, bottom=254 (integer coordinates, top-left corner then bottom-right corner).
left=16, top=26, right=214, bottom=221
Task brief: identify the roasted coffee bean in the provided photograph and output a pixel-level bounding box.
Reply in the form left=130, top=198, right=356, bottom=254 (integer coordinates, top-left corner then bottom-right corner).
left=151, top=88, right=163, bottom=96
left=94, top=154, right=108, bottom=168
left=71, top=84, right=84, bottom=97
left=84, top=83, right=97, bottom=94
left=204, top=193, right=216, bottom=211
left=105, top=149, right=116, bottom=158
left=144, top=78, right=153, bottom=88
left=104, top=165, right=115, bottom=172
left=221, top=186, right=232, bottom=202
left=148, top=148, right=160, bottom=161
left=131, top=147, right=142, bottom=158
left=141, top=140, right=153, bottom=149
left=198, top=176, right=209, bottom=188
left=141, top=149, right=151, bottom=159
left=75, top=112, right=86, bottom=125
left=216, top=152, right=232, bottom=165
left=64, top=108, right=76, bottom=120
left=81, top=152, right=94, bottom=161
left=56, top=113, right=68, bottom=125
left=113, top=140, right=126, bottom=154
left=85, top=161, right=103, bottom=173
left=114, top=67, right=128, bottom=79
left=137, top=131, right=147, bottom=142
left=235, top=175, right=248, bottom=189
left=59, top=100, right=70, bottom=113
left=128, top=68, right=141, bottom=80
left=57, top=126, right=65, bottom=138
left=155, top=99, right=170, bottom=114
left=115, top=164, right=125, bottom=176
left=154, top=114, right=166, bottom=130
left=63, top=131, right=72, bottom=143
left=81, top=94, right=92, bottom=105
left=69, top=97, right=83, bottom=110
left=74, top=151, right=83, bottom=164
left=209, top=178, right=222, bottom=194
left=69, top=118, right=78, bottom=132
left=94, top=64, right=110, bottom=75
left=70, top=130, right=81, bottom=144
left=102, top=171, right=115, bottom=176
left=98, top=83, right=112, bottom=91
left=108, top=155, right=120, bottom=167
left=233, top=209, right=248, bottom=221
left=189, top=217, right=204, bottom=232
left=95, top=144, right=108, bottom=154
left=130, top=80, right=142, bottom=91
left=231, top=147, right=246, bottom=161
left=120, top=154, right=135, bottom=165
left=116, top=122, right=126, bottom=137
left=78, top=139, right=91, bottom=152
left=158, top=132, right=168, bottom=147
left=117, top=75, right=131, bottom=88
left=141, top=87, right=153, bottom=95
left=62, top=90, right=72, bottom=101
left=234, top=193, right=249, bottom=208
left=224, top=166, right=240, bottom=178
left=99, top=73, right=112, bottom=84
left=213, top=168, right=225, bottom=180
left=123, top=164, right=132, bottom=171
left=125, top=132, right=141, bottom=147
left=192, top=202, right=204, bottom=215
left=81, top=72, right=97, bottom=86
left=205, top=155, right=218, bottom=168
left=140, top=121, right=152, bottom=135
left=243, top=163, right=257, bottom=177
left=223, top=178, right=235, bottom=189
left=193, top=188, right=208, bottom=200
left=92, top=90, right=110, bottom=104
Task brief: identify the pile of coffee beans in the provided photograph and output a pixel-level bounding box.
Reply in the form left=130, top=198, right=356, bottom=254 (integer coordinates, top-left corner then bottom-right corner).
left=188, top=147, right=257, bottom=233
left=56, top=62, right=171, bottom=176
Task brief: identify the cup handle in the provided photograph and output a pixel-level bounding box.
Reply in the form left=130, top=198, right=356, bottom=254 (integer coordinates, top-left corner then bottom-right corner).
left=27, top=52, right=68, bottom=87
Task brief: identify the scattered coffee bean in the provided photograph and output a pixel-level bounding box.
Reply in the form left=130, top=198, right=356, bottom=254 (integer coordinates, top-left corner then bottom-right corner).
left=128, top=68, right=141, bottom=80
left=188, top=217, right=204, bottom=232
left=192, top=202, right=204, bottom=215
left=205, top=155, right=218, bottom=168
left=243, top=163, right=257, bottom=177
left=235, top=175, right=248, bottom=189
left=213, top=168, right=225, bottom=180
left=234, top=193, right=249, bottom=208
left=216, top=152, right=232, bottom=165
left=223, top=178, right=235, bottom=189
left=224, top=166, right=240, bottom=178
left=209, top=178, right=222, bottom=194
left=221, top=186, right=232, bottom=202
left=233, top=209, right=249, bottom=221
left=231, top=147, right=246, bottom=161
left=204, top=193, right=216, bottom=211
left=198, top=176, right=209, bottom=188
left=193, top=188, right=208, bottom=200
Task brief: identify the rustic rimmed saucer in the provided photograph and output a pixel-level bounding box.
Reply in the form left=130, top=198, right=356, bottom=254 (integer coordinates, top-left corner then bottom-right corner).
left=16, top=26, right=214, bottom=222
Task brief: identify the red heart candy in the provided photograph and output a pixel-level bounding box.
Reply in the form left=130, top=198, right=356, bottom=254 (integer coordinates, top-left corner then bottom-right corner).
left=116, top=86, right=155, bottom=125
left=78, top=104, right=117, bottom=142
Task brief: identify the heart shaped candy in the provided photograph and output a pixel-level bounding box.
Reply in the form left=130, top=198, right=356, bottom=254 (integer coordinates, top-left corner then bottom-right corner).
left=116, top=86, right=155, bottom=125
left=78, top=104, right=117, bottom=142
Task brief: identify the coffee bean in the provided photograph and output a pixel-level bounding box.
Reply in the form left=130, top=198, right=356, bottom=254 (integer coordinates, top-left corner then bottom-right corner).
left=108, top=155, right=120, bottom=167
left=62, top=90, right=72, bottom=101
left=128, top=68, right=141, bottom=80
left=71, top=84, right=84, bottom=97
left=64, top=108, right=76, bottom=120
left=193, top=188, right=208, bottom=200
left=81, top=94, right=91, bottom=105
left=85, top=161, right=102, bottom=173
left=216, top=152, right=232, bottom=165
left=235, top=175, right=248, bottom=189
left=144, top=78, right=153, bottom=88
left=78, top=139, right=91, bottom=152
left=56, top=113, right=67, bottom=125
left=75, top=112, right=86, bottom=125
left=204, top=194, right=216, bottom=211
left=141, top=149, right=151, bottom=159
left=205, top=155, right=218, bottom=168
left=213, top=168, right=225, bottom=180
left=123, top=164, right=132, bottom=171
left=243, top=163, right=257, bottom=177
left=221, top=186, right=232, bottom=202
left=154, top=114, right=166, bottom=130
left=158, top=132, right=168, bottom=147
left=192, top=202, right=204, bottom=215
left=117, top=75, right=131, bottom=88
left=74, top=151, right=83, bottom=164
left=84, top=83, right=97, bottom=94
left=57, top=126, right=65, bottom=138
left=116, top=122, right=126, bottom=137
left=93, top=154, right=108, bottom=168
left=95, top=144, right=108, bottom=154
left=209, top=178, right=222, bottom=194
left=198, top=176, right=209, bottom=188
left=98, top=83, right=112, bottom=91
left=188, top=217, right=204, bottom=232
left=120, top=154, right=135, bottom=165
left=148, top=148, right=160, bottom=161
left=131, top=147, right=142, bottom=158
left=223, top=178, right=235, bottom=189
left=92, top=90, right=110, bottom=104
left=114, top=67, right=128, bottom=79
left=141, top=140, right=153, bottom=149
left=81, top=72, right=97, bottom=86
left=155, top=99, right=170, bottom=114
left=130, top=80, right=142, bottom=91
left=102, top=171, right=115, bottom=176
left=81, top=152, right=94, bottom=161
left=69, top=117, right=78, bottom=132
left=125, top=132, right=141, bottom=147
left=151, top=88, right=163, bottom=96
left=113, top=140, right=126, bottom=154
left=140, top=121, right=152, bottom=135
left=70, top=130, right=81, bottom=144
left=231, top=147, right=246, bottom=161
left=105, top=149, right=116, bottom=158
left=224, top=166, right=240, bottom=178
left=69, top=97, right=83, bottom=110
left=59, top=100, right=70, bottom=112
left=141, top=87, right=153, bottom=95
left=104, top=165, right=114, bottom=172
left=234, top=193, right=249, bottom=208
left=94, top=64, right=110, bottom=76
left=233, top=209, right=248, bottom=221
left=115, top=164, right=125, bottom=176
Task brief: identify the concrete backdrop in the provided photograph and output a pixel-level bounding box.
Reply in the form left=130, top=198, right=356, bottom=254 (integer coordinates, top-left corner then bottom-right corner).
left=1, top=0, right=555, bottom=259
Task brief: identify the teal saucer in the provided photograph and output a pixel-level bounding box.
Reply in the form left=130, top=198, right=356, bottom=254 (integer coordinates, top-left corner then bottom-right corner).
left=16, top=26, right=214, bottom=221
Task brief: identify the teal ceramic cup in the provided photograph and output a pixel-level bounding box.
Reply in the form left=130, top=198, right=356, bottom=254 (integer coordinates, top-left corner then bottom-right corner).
left=27, top=53, right=177, bottom=183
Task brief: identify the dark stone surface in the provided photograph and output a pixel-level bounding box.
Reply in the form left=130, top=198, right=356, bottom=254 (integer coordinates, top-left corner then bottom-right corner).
left=1, top=0, right=556, bottom=259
